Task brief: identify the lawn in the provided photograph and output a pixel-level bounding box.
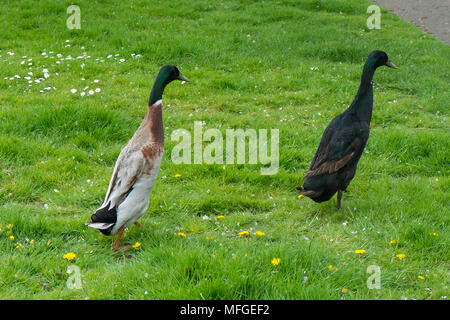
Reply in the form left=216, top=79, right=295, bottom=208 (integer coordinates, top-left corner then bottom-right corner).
left=0, top=0, right=448, bottom=300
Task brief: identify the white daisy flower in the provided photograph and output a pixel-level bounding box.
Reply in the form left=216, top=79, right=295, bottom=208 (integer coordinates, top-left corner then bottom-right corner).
left=95, top=88, right=101, bottom=93
left=70, top=89, right=77, bottom=94
left=88, top=90, right=94, bottom=95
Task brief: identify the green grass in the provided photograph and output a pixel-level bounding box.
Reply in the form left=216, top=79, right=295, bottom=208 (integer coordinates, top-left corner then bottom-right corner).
left=0, top=0, right=449, bottom=300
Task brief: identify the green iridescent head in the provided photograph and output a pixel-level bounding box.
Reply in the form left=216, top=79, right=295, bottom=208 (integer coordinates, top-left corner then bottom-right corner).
left=149, top=65, right=189, bottom=106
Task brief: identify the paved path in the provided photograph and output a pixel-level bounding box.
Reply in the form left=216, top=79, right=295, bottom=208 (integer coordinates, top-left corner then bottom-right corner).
left=373, top=0, right=450, bottom=45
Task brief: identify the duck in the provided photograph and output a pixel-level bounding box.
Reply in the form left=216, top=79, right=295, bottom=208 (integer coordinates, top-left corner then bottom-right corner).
left=297, top=50, right=397, bottom=209
left=86, top=65, right=189, bottom=250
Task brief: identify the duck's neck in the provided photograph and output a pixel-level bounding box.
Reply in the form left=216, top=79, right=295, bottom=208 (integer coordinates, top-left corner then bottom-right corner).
left=149, top=71, right=170, bottom=106
left=348, top=63, right=376, bottom=123
left=143, top=102, right=164, bottom=145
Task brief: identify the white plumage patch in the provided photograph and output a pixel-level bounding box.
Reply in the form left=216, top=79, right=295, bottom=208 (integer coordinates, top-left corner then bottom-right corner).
left=85, top=222, right=115, bottom=230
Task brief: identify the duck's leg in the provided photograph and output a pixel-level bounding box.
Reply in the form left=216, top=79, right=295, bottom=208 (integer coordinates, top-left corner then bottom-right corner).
left=134, top=221, right=142, bottom=228
left=337, top=190, right=343, bottom=209
left=112, top=225, right=130, bottom=251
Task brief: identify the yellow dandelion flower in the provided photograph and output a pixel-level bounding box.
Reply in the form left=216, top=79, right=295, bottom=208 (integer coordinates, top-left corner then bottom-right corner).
left=431, top=232, right=438, bottom=237
left=271, top=257, right=281, bottom=266
left=217, top=215, right=225, bottom=219
left=132, top=242, right=141, bottom=248
left=297, top=194, right=303, bottom=199
left=342, top=288, right=348, bottom=293
left=6, top=230, right=11, bottom=235
left=174, top=174, right=182, bottom=178
left=6, top=224, right=13, bottom=229
left=395, top=253, right=406, bottom=259
left=389, top=239, right=398, bottom=244
left=238, top=230, right=250, bottom=237
left=255, top=231, right=265, bottom=236
left=63, top=252, right=76, bottom=261
left=30, top=239, right=35, bottom=245
left=244, top=253, right=248, bottom=257
left=15, top=243, right=24, bottom=249
left=418, top=275, right=425, bottom=280
left=9, top=235, right=14, bottom=241
left=328, top=265, right=338, bottom=271
left=177, top=232, right=187, bottom=237
left=354, top=249, right=365, bottom=254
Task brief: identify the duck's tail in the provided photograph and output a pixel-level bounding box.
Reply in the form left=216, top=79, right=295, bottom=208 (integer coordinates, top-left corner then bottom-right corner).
left=85, top=221, right=115, bottom=230
left=86, top=201, right=117, bottom=235
left=296, top=186, right=322, bottom=198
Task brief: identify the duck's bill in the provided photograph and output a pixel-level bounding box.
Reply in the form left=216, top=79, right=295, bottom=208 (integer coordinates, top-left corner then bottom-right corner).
left=178, top=74, right=190, bottom=82
left=385, top=60, right=398, bottom=69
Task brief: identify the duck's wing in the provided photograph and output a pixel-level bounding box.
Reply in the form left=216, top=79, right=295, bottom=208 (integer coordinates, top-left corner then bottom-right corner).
left=306, top=119, right=368, bottom=178
left=89, top=147, right=145, bottom=224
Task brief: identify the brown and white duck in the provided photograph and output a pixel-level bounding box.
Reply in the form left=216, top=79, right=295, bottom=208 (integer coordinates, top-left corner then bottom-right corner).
left=86, top=65, right=189, bottom=250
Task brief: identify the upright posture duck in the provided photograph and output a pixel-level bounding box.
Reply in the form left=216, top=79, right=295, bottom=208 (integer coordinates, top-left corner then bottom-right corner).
left=297, top=50, right=397, bottom=209
left=86, top=65, right=189, bottom=250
